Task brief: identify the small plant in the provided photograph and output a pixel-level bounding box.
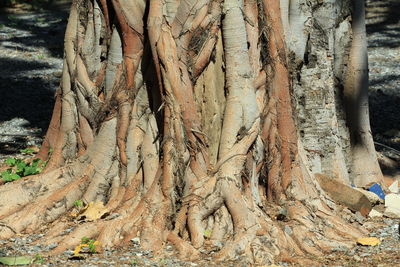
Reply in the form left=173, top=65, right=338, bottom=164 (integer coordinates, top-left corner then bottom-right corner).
left=74, top=200, right=84, bottom=208
left=20, top=147, right=36, bottom=154
left=7, top=15, right=18, bottom=27
left=0, top=157, right=45, bottom=182
left=81, top=237, right=97, bottom=253
left=35, top=17, right=46, bottom=23
left=203, top=229, right=212, bottom=238
left=37, top=53, right=46, bottom=60
left=1, top=169, right=21, bottom=182
left=72, top=237, right=99, bottom=258
left=34, top=254, right=45, bottom=264
left=7, top=15, right=18, bottom=21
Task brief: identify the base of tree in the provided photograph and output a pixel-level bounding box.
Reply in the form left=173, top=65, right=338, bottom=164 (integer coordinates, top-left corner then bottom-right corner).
left=0, top=0, right=380, bottom=265
left=0, top=155, right=365, bottom=264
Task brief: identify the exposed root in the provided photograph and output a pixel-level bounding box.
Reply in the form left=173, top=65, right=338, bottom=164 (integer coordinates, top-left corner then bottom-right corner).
left=167, top=232, right=200, bottom=261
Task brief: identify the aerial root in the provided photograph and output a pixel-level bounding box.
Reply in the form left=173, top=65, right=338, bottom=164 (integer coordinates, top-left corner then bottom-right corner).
left=0, top=173, right=89, bottom=239
left=167, top=232, right=200, bottom=261
left=47, top=222, right=102, bottom=255
left=214, top=229, right=258, bottom=261
left=0, top=160, right=366, bottom=266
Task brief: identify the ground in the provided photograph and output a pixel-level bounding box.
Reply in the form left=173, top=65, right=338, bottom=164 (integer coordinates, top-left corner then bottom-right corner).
left=0, top=0, right=399, bottom=266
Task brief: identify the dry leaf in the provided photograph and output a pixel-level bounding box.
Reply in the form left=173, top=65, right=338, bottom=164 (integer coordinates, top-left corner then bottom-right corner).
left=69, top=211, right=79, bottom=217
left=78, top=201, right=108, bottom=221
left=357, top=237, right=381, bottom=246
left=73, top=244, right=87, bottom=256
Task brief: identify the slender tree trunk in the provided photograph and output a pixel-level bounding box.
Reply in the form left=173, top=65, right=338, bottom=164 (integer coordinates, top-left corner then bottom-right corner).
left=344, top=0, right=383, bottom=187
left=0, top=0, right=382, bottom=264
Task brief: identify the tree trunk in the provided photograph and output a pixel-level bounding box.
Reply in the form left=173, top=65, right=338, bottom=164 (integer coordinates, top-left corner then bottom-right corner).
left=0, top=0, right=382, bottom=264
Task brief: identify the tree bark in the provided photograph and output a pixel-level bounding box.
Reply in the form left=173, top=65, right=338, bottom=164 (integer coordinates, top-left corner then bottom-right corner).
left=0, top=0, right=382, bottom=264
left=344, top=0, right=383, bottom=187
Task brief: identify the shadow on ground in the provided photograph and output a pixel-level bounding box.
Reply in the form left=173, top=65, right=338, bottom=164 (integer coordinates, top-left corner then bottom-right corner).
left=366, top=0, right=400, bottom=153
left=366, top=0, right=400, bottom=48
left=0, top=1, right=69, bottom=155
left=0, top=1, right=70, bottom=57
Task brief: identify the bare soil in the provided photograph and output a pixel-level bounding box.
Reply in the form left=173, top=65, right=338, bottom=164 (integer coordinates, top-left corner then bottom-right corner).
left=0, top=0, right=399, bottom=266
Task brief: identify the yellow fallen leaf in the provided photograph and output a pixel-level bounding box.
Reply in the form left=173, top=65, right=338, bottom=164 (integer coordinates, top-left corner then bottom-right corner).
left=69, top=211, right=79, bottom=217
left=73, top=243, right=87, bottom=256
left=357, top=237, right=381, bottom=246
left=78, top=201, right=108, bottom=221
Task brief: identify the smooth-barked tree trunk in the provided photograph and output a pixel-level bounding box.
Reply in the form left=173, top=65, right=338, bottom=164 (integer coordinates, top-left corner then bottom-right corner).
left=0, top=0, right=383, bottom=264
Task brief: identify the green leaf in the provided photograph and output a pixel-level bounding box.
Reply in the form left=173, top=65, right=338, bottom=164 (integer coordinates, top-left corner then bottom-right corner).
left=19, top=148, right=35, bottom=154
left=1, top=170, right=21, bottom=182
left=32, top=158, right=41, bottom=164
left=5, top=157, right=16, bottom=166
left=88, top=242, right=96, bottom=253
left=203, top=229, right=212, bottom=238
left=31, top=158, right=41, bottom=168
left=7, top=15, right=18, bottom=21
left=23, top=166, right=36, bottom=176
left=74, top=200, right=83, bottom=207
left=33, top=254, right=45, bottom=264
left=0, top=256, right=34, bottom=265
left=15, top=160, right=27, bottom=173
left=81, top=236, right=90, bottom=244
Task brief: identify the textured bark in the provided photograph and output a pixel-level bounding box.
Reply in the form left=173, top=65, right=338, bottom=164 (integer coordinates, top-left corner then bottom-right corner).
left=0, top=0, right=382, bottom=264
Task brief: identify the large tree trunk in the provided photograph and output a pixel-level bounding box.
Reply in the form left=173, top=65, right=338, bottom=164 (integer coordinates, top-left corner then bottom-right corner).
left=0, top=0, right=383, bottom=264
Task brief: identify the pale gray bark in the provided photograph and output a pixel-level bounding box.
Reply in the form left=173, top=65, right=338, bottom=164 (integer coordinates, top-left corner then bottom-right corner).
left=288, top=0, right=309, bottom=63
left=290, top=0, right=353, bottom=183
left=193, top=32, right=225, bottom=165
left=289, top=0, right=382, bottom=186
left=344, top=0, right=383, bottom=186
left=280, top=0, right=289, bottom=37
left=81, top=0, right=102, bottom=79
left=105, top=28, right=123, bottom=97
left=220, top=0, right=258, bottom=158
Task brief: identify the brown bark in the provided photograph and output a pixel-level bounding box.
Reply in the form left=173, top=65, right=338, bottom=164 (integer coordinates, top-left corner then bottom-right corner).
left=0, top=0, right=381, bottom=265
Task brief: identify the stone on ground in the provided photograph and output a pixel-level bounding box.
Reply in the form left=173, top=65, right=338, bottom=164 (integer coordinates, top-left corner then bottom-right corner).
left=388, top=180, right=398, bottom=193
left=315, top=174, right=372, bottom=216
left=355, top=188, right=383, bottom=204
left=384, top=193, right=400, bottom=218
left=368, top=209, right=383, bottom=218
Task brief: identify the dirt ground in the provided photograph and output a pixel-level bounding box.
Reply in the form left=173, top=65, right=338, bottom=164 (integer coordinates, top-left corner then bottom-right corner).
left=0, top=0, right=399, bottom=266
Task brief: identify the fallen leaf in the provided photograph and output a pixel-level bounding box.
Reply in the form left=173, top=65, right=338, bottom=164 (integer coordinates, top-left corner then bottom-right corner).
left=357, top=237, right=381, bottom=246
left=78, top=201, right=108, bottom=221
left=0, top=256, right=34, bottom=265
left=72, top=240, right=100, bottom=258
left=69, top=211, right=79, bottom=217
left=73, top=243, right=87, bottom=255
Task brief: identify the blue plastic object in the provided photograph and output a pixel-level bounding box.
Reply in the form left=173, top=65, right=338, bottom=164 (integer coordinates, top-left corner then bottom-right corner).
left=368, top=183, right=385, bottom=200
